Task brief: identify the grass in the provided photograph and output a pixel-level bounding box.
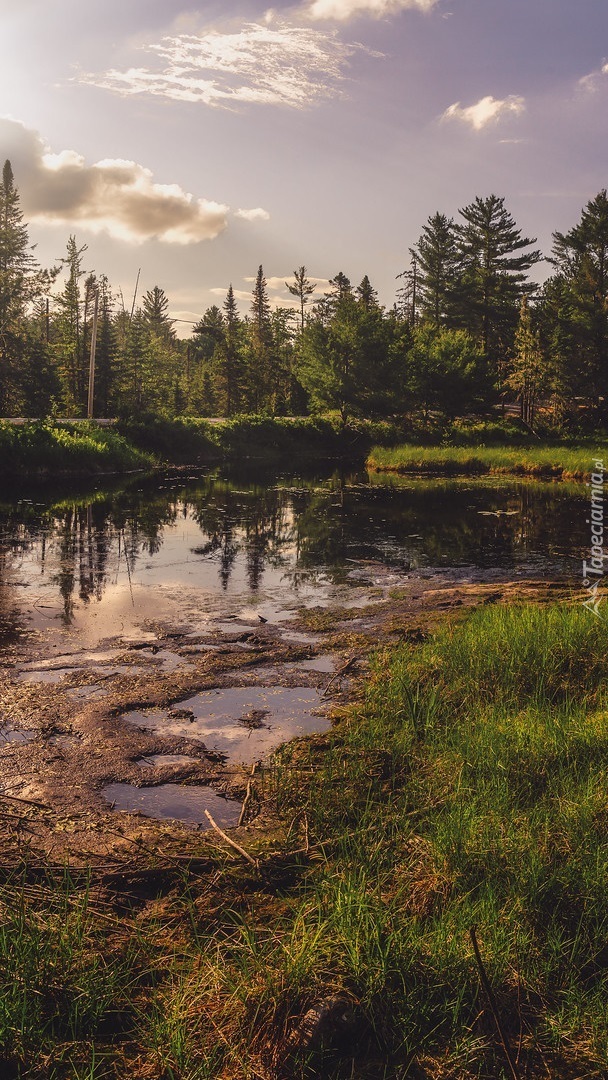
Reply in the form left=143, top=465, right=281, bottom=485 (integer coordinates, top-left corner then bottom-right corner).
left=0, top=421, right=152, bottom=479
left=367, top=442, right=607, bottom=480
left=4, top=603, right=608, bottom=1077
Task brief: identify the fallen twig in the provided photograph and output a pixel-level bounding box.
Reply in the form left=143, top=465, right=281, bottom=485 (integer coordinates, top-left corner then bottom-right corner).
left=0, top=792, right=48, bottom=810
left=203, top=810, right=259, bottom=868
left=323, top=654, right=360, bottom=696
left=237, top=779, right=253, bottom=827
left=470, top=926, right=522, bottom=1080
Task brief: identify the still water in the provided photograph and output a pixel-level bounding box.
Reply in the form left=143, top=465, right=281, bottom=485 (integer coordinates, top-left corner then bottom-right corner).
left=0, top=468, right=585, bottom=646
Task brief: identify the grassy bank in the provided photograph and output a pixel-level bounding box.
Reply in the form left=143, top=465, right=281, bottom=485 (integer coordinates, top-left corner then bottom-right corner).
left=0, top=415, right=398, bottom=479
left=0, top=421, right=153, bottom=479
left=3, top=602, right=608, bottom=1077
left=367, top=442, right=606, bottom=480
left=116, top=414, right=398, bottom=467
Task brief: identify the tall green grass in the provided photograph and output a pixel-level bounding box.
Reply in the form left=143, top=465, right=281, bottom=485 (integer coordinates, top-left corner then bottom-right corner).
left=367, top=442, right=607, bottom=479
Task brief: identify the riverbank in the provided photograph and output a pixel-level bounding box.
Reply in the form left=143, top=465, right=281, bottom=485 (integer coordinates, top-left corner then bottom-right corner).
left=0, top=416, right=397, bottom=480
left=5, top=572, right=607, bottom=1078
left=367, top=442, right=606, bottom=480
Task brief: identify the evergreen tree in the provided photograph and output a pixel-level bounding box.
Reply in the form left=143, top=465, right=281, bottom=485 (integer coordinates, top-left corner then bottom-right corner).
left=142, top=285, right=175, bottom=342
left=551, top=190, right=608, bottom=412
left=94, top=276, right=118, bottom=417
left=455, top=194, right=542, bottom=378
left=356, top=275, right=379, bottom=310
left=286, top=266, right=316, bottom=332
left=53, top=236, right=88, bottom=412
left=299, top=292, right=408, bottom=423
left=507, top=298, right=546, bottom=428
left=0, top=160, right=42, bottom=412
left=407, top=326, right=487, bottom=420
left=222, top=284, right=245, bottom=414
left=248, top=265, right=273, bottom=410
left=409, top=212, right=461, bottom=327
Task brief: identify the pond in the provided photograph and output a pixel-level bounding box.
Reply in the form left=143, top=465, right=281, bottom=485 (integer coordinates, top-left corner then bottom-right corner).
left=0, top=467, right=586, bottom=830
left=0, top=467, right=585, bottom=647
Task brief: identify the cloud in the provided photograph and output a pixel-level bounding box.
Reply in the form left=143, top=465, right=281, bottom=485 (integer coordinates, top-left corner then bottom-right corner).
left=0, top=116, right=230, bottom=244
left=234, top=207, right=271, bottom=221
left=441, top=94, right=525, bottom=131
left=244, top=275, right=329, bottom=290
left=579, top=62, right=608, bottom=92
left=305, top=0, right=437, bottom=19
left=80, top=22, right=373, bottom=110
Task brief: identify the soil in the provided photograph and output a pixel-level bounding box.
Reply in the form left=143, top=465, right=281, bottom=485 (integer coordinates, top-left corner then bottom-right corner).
left=0, top=562, right=572, bottom=866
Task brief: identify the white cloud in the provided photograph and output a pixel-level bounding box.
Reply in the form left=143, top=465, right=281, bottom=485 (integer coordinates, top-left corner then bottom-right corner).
left=243, top=275, right=329, bottom=291
left=305, top=0, right=437, bottom=19
left=80, top=22, right=372, bottom=110
left=0, top=116, right=229, bottom=245
left=234, top=207, right=271, bottom=221
left=441, top=94, right=525, bottom=131
left=579, top=62, right=608, bottom=92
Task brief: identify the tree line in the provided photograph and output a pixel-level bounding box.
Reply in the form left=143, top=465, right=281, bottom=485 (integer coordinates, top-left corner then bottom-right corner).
left=1, top=156, right=608, bottom=428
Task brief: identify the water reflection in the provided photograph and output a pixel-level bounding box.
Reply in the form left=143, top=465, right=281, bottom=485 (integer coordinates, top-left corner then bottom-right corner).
left=0, top=470, right=585, bottom=632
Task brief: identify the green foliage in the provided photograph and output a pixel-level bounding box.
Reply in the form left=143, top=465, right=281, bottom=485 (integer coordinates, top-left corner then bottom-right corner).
left=406, top=325, right=489, bottom=418
left=0, top=420, right=152, bottom=477
left=299, top=293, right=410, bottom=422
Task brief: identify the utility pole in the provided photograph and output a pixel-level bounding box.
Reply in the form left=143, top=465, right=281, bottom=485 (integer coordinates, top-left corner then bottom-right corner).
left=87, top=287, right=99, bottom=420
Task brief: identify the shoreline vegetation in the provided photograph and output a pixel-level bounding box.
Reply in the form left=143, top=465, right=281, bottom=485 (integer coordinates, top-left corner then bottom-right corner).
left=0, top=415, right=395, bottom=480
left=1, top=414, right=605, bottom=481
left=367, top=442, right=605, bottom=480
left=3, top=602, right=608, bottom=1077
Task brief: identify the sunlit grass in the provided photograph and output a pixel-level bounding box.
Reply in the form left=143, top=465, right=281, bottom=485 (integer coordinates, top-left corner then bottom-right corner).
left=367, top=442, right=607, bottom=479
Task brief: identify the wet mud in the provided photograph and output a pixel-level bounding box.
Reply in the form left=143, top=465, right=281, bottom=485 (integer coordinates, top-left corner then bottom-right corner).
left=0, top=554, right=572, bottom=866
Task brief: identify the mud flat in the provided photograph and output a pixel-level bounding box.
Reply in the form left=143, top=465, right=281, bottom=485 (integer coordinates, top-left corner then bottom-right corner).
left=0, top=558, right=570, bottom=865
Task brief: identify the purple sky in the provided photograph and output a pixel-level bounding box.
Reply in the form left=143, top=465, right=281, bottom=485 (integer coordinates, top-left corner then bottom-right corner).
left=1, top=0, right=607, bottom=333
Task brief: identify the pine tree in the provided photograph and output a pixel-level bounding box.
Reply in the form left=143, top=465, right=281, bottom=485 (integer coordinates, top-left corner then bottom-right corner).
left=507, top=298, right=546, bottom=428
left=455, top=194, right=542, bottom=378
left=142, top=285, right=175, bottom=342
left=0, top=160, right=41, bottom=412
left=53, top=236, right=88, bottom=413
left=551, top=190, right=608, bottom=412
left=356, top=275, right=379, bottom=310
left=286, top=266, right=316, bottom=332
left=409, top=212, right=461, bottom=327
left=222, top=284, right=245, bottom=414
left=248, top=266, right=273, bottom=411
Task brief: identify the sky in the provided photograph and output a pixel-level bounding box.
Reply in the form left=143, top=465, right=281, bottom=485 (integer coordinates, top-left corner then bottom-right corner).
left=1, top=0, right=607, bottom=334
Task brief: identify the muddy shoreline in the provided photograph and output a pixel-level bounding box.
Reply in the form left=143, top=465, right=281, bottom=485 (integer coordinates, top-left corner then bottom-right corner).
left=0, top=562, right=571, bottom=866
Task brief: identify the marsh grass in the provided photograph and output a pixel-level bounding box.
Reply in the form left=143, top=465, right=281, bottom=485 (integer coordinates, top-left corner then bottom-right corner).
left=3, top=603, right=608, bottom=1077
left=367, top=442, right=607, bottom=480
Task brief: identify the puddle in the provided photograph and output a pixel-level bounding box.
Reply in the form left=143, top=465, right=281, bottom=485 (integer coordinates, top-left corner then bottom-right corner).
left=124, top=686, right=328, bottom=765
left=0, top=727, right=36, bottom=745
left=18, top=666, right=84, bottom=684
left=66, top=684, right=105, bottom=700
left=152, top=649, right=190, bottom=673
left=297, top=656, right=335, bottom=673
left=279, top=630, right=320, bottom=645
left=47, top=734, right=81, bottom=749
left=136, top=754, right=200, bottom=769
left=102, top=782, right=241, bottom=827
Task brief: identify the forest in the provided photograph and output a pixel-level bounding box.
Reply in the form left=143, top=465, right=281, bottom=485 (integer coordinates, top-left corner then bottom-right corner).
left=1, top=157, right=608, bottom=430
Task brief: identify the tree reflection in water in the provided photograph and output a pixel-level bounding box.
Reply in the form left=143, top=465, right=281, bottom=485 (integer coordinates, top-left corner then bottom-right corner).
left=0, top=470, right=585, bottom=624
